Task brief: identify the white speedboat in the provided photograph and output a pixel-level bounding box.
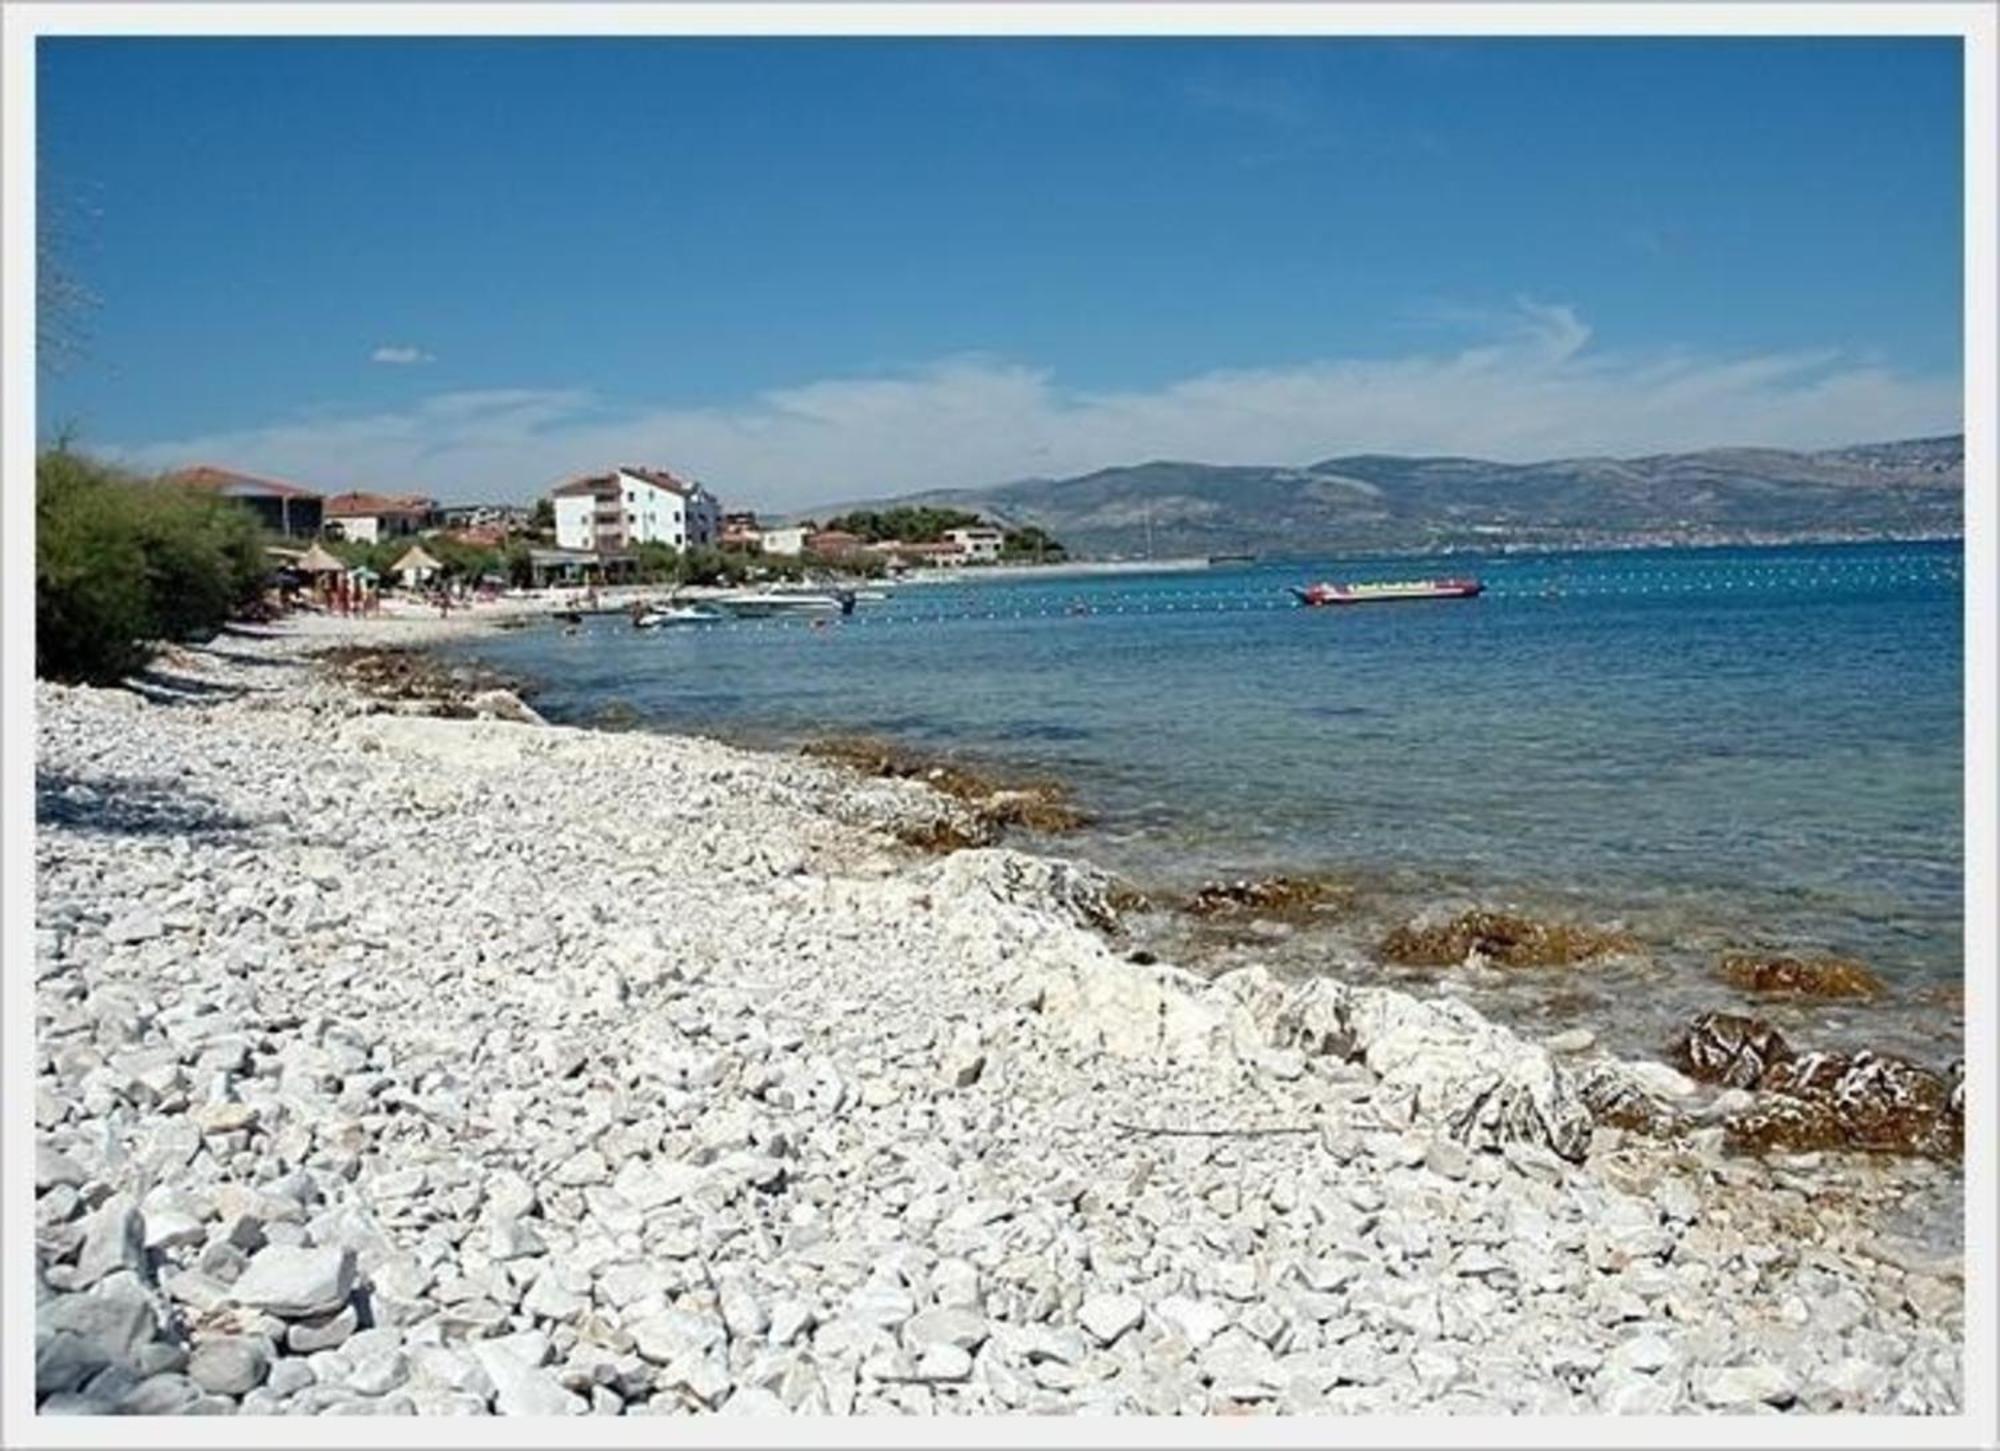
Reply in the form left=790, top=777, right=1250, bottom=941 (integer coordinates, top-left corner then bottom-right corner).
left=633, top=605, right=723, bottom=628
left=712, top=589, right=856, bottom=618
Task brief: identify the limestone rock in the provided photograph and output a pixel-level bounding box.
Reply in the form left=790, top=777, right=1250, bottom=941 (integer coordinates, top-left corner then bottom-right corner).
left=229, top=1245, right=356, bottom=1319
left=188, top=1337, right=270, bottom=1396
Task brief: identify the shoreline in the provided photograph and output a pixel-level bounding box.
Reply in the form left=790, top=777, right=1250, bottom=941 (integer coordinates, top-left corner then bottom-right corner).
left=32, top=609, right=1964, bottom=1416
left=439, top=599, right=1964, bottom=1077
left=433, top=606, right=1967, bottom=1162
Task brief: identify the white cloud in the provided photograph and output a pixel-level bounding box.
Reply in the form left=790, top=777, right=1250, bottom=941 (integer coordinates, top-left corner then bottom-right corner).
left=117, top=302, right=1958, bottom=512
left=370, top=345, right=434, bottom=365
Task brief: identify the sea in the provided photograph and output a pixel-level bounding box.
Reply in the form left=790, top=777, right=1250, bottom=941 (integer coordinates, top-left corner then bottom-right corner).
left=451, top=539, right=1965, bottom=1072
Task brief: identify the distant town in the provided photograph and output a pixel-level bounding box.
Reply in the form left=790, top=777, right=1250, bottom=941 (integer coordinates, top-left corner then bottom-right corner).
left=160, top=463, right=1069, bottom=591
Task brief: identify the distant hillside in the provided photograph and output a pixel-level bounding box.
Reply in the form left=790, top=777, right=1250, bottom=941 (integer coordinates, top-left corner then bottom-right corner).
left=808, top=435, right=1962, bottom=558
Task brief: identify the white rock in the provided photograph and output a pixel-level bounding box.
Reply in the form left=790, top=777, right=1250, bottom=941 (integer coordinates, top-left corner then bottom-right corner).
left=942, top=1023, right=987, bottom=1088
left=631, top=1310, right=726, bottom=1366
left=1697, top=1363, right=1799, bottom=1408
left=769, top=1300, right=817, bottom=1348
left=1815, top=1357, right=1891, bottom=1404
left=1077, top=1293, right=1144, bottom=1347
left=286, top=1304, right=358, bottom=1354
left=36, top=1146, right=87, bottom=1190
left=552, top=1148, right=609, bottom=1187
left=187, top=1337, right=269, bottom=1396
left=229, top=1245, right=356, bottom=1319
left=904, top=1306, right=989, bottom=1353
left=75, top=1196, right=146, bottom=1288
left=1609, top=1332, right=1675, bottom=1375
left=106, top=909, right=164, bottom=945
left=719, top=1278, right=769, bottom=1340
left=470, top=1340, right=586, bottom=1416
left=1155, top=1296, right=1230, bottom=1351
left=913, top=1343, right=974, bottom=1383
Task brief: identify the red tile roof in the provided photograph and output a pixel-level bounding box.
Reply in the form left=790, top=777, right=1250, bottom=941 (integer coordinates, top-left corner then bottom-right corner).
left=326, top=491, right=436, bottom=518
left=167, top=465, right=324, bottom=501
left=887, top=540, right=960, bottom=556
left=806, top=530, right=869, bottom=554
left=550, top=473, right=618, bottom=498
left=619, top=465, right=698, bottom=495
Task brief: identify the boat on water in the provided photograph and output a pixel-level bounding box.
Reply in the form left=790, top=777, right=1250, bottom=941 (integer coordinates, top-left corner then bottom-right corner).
left=710, top=588, right=857, bottom=618
left=1290, top=577, right=1484, bottom=606
left=633, top=605, right=723, bottom=628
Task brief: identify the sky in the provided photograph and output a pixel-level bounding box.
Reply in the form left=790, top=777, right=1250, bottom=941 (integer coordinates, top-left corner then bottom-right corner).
left=36, top=36, right=1965, bottom=511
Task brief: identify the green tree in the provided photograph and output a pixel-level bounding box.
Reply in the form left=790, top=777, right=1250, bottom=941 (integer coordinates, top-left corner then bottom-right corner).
left=126, top=487, right=267, bottom=638
left=421, top=533, right=501, bottom=583
left=633, top=540, right=681, bottom=583
left=36, top=452, right=155, bottom=682
left=676, top=545, right=735, bottom=586
left=820, top=506, right=986, bottom=544
left=323, top=536, right=392, bottom=574
left=801, top=549, right=886, bottom=579
left=35, top=449, right=274, bottom=684
left=1001, top=525, right=1066, bottom=562
left=503, top=540, right=536, bottom=589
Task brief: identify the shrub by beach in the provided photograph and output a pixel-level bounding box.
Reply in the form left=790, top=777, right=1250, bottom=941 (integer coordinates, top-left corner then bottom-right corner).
left=35, top=448, right=269, bottom=685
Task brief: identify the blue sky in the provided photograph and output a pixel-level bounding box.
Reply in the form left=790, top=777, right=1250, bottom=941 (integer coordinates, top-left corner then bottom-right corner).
left=37, top=37, right=1964, bottom=509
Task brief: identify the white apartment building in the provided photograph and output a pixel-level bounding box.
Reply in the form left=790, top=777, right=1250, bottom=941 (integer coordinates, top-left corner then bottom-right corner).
left=551, top=467, right=722, bottom=552
left=944, top=525, right=1005, bottom=564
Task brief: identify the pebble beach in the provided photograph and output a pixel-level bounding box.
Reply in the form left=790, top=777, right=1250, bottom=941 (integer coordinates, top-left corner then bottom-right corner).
left=31, top=609, right=1965, bottom=1418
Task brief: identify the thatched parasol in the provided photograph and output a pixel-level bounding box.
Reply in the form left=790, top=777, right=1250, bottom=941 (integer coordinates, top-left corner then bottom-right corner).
left=391, top=544, right=442, bottom=578
left=296, top=542, right=347, bottom=574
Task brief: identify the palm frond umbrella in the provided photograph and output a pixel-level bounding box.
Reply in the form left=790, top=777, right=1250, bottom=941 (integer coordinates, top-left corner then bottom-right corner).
left=390, top=544, right=443, bottom=583
left=296, top=541, right=347, bottom=574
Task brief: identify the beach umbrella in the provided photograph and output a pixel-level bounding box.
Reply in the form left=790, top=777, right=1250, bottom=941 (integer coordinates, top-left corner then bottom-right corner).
left=296, top=542, right=347, bottom=574
left=390, top=544, right=442, bottom=580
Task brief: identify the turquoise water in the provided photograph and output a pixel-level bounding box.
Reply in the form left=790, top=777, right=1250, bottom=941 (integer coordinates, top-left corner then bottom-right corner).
left=456, top=541, right=1965, bottom=1062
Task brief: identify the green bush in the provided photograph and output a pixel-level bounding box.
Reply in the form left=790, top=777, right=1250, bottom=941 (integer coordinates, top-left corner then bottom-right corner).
left=418, top=533, right=500, bottom=583
left=503, top=540, right=536, bottom=589
left=36, top=453, right=157, bottom=683
left=676, top=545, right=737, bottom=587
left=819, top=506, right=986, bottom=543
left=128, top=487, right=267, bottom=638
left=633, top=540, right=681, bottom=583
left=1001, top=525, right=1066, bottom=562
left=35, top=449, right=273, bottom=684
left=801, top=549, right=885, bottom=579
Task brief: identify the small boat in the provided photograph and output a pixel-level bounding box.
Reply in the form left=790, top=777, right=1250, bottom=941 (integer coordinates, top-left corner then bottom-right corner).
left=553, top=609, right=585, bottom=625
left=712, top=589, right=857, bottom=618
left=1290, top=577, right=1484, bottom=606
left=634, top=605, right=723, bottom=628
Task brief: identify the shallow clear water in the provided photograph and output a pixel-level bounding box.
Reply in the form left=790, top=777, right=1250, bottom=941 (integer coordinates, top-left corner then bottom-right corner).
left=454, top=540, right=1964, bottom=1065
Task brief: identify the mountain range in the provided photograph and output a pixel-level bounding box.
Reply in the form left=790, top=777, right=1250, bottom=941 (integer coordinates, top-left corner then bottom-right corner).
left=807, top=434, right=1963, bottom=558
